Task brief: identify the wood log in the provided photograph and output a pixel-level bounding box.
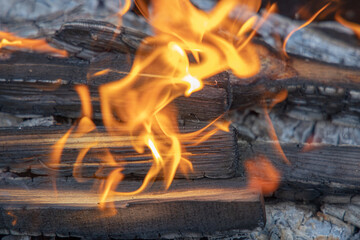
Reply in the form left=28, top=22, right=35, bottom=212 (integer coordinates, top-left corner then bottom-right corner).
left=0, top=177, right=264, bottom=239
left=237, top=140, right=360, bottom=194
left=1, top=26, right=360, bottom=120
left=0, top=126, right=238, bottom=179
left=257, top=13, right=360, bottom=68
left=1, top=21, right=360, bottom=123
left=229, top=40, right=360, bottom=110
left=0, top=50, right=228, bottom=121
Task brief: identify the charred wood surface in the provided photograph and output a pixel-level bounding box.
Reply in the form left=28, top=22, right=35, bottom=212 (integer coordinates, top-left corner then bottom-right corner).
left=0, top=177, right=264, bottom=239
left=238, top=140, right=360, bottom=194
left=0, top=126, right=238, bottom=179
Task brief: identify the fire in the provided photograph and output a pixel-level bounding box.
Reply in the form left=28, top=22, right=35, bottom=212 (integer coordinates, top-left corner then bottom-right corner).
left=95, top=0, right=266, bottom=202
left=245, top=156, right=280, bottom=195
left=282, top=2, right=331, bottom=58
left=335, top=12, right=360, bottom=39
left=263, top=90, right=290, bottom=165
left=0, top=32, right=67, bottom=56
left=47, top=0, right=288, bottom=208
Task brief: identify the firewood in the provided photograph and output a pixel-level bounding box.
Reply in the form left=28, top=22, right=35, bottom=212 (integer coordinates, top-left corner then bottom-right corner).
left=0, top=177, right=264, bottom=239
left=0, top=125, right=238, bottom=179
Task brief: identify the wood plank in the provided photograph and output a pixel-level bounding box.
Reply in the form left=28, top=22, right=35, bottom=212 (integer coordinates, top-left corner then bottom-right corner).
left=237, top=140, right=360, bottom=194
left=0, top=126, right=238, bottom=179
left=0, top=177, right=264, bottom=239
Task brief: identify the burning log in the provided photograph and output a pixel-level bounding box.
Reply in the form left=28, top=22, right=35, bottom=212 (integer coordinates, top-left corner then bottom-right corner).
left=0, top=125, right=238, bottom=179
left=0, top=177, right=264, bottom=238
left=0, top=50, right=228, bottom=122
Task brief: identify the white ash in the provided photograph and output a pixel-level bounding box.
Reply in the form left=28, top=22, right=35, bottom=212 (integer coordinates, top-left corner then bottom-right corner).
left=248, top=202, right=357, bottom=240
left=18, top=116, right=55, bottom=127
left=0, top=112, right=56, bottom=128
left=232, top=108, right=360, bottom=146
left=0, top=112, right=22, bottom=127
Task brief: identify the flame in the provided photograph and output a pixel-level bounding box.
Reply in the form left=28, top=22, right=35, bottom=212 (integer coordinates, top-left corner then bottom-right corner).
left=118, top=0, right=132, bottom=17
left=282, top=2, right=331, bottom=58
left=7, top=211, right=17, bottom=226
left=263, top=90, right=290, bottom=165
left=91, top=69, right=111, bottom=78
left=50, top=85, right=95, bottom=184
left=335, top=12, right=360, bottom=39
left=245, top=156, right=280, bottom=195
left=49, top=0, right=283, bottom=207
left=0, top=32, right=67, bottom=56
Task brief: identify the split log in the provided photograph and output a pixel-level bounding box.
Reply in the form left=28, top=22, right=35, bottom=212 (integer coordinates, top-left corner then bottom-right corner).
left=0, top=177, right=264, bottom=239
left=0, top=126, right=238, bottom=179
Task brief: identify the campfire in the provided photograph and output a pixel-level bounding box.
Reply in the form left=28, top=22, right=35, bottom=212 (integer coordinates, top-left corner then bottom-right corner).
left=0, top=0, right=360, bottom=239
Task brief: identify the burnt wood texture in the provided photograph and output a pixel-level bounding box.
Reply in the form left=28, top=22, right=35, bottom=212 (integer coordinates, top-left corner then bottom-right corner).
left=0, top=177, right=264, bottom=238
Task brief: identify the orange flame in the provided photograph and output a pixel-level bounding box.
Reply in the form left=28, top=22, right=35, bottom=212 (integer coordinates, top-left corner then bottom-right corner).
left=0, top=32, right=67, bottom=56
left=245, top=156, right=280, bottom=195
left=282, top=2, right=331, bottom=58
left=118, top=0, right=132, bottom=17
left=335, top=12, right=360, bottom=39
left=263, top=90, right=290, bottom=165
left=50, top=85, right=96, bottom=185
left=50, top=0, right=279, bottom=207
left=91, top=69, right=111, bottom=78
left=97, top=0, right=265, bottom=202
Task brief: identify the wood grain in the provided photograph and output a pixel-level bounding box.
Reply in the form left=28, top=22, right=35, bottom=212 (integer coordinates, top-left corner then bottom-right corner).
left=0, top=126, right=238, bottom=179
